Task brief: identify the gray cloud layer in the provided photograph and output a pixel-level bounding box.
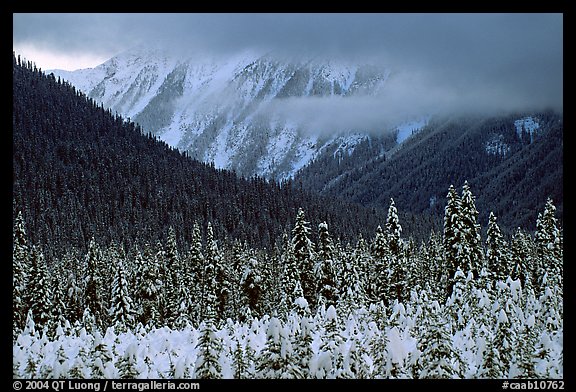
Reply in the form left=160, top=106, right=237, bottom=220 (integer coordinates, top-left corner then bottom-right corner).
left=14, top=13, right=563, bottom=115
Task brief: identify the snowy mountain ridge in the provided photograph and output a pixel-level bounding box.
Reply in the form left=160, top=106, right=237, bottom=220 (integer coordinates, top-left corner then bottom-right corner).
left=50, top=47, right=405, bottom=180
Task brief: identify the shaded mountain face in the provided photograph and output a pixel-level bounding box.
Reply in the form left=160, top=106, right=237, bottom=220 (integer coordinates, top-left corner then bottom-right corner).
left=295, top=112, right=563, bottom=232
left=51, top=47, right=393, bottom=180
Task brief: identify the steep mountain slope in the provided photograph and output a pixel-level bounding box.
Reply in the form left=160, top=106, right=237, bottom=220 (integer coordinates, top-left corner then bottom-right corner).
left=13, top=56, right=393, bottom=253
left=295, top=112, right=563, bottom=231
left=50, top=47, right=392, bottom=180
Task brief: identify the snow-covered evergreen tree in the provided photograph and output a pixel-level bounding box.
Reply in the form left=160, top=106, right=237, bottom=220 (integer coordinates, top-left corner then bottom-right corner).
left=109, top=259, right=135, bottom=333
left=116, top=342, right=139, bottom=378
left=256, top=316, right=301, bottom=378
left=205, top=222, right=229, bottom=321
left=291, top=208, right=316, bottom=307
left=443, top=185, right=462, bottom=299
left=386, top=209, right=407, bottom=306
left=279, top=233, right=300, bottom=318
left=13, top=211, right=29, bottom=337
left=509, top=228, right=534, bottom=291
left=314, top=222, right=338, bottom=308
left=316, top=305, right=345, bottom=378
left=90, top=330, right=113, bottom=379
left=26, top=246, right=53, bottom=331
left=535, top=199, right=562, bottom=291
left=339, top=247, right=366, bottom=317
left=417, top=300, right=464, bottom=379
left=371, top=225, right=390, bottom=304
left=240, top=257, right=262, bottom=319
left=486, top=212, right=511, bottom=283
left=163, top=226, right=183, bottom=328
left=459, top=181, right=484, bottom=278
left=85, top=237, right=105, bottom=328
left=188, top=222, right=205, bottom=325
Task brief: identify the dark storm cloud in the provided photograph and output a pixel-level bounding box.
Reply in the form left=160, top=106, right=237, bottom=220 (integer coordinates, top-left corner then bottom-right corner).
left=13, top=13, right=563, bottom=114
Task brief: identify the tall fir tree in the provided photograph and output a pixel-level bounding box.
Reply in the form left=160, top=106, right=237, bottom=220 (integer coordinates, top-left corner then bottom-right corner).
left=459, top=181, right=484, bottom=278
left=509, top=228, right=534, bottom=291
left=291, top=208, right=316, bottom=307
left=163, top=226, right=182, bottom=328
left=134, top=244, right=162, bottom=327
left=240, top=256, right=262, bottom=319
left=26, top=245, right=53, bottom=331
left=386, top=199, right=403, bottom=258
left=417, top=300, right=464, bottom=378
left=486, top=212, right=511, bottom=283
left=85, top=237, right=105, bottom=328
left=187, top=222, right=205, bottom=325
left=205, top=222, right=229, bottom=321
left=109, top=259, right=135, bottom=333
left=443, top=185, right=462, bottom=299
left=13, top=211, right=29, bottom=337
left=314, top=222, right=339, bottom=308
left=535, top=199, right=562, bottom=291
left=386, top=200, right=406, bottom=303
left=279, top=233, right=300, bottom=317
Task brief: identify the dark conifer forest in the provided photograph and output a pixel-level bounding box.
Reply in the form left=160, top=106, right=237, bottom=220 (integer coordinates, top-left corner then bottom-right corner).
left=13, top=55, right=563, bottom=379
left=13, top=55, right=395, bottom=256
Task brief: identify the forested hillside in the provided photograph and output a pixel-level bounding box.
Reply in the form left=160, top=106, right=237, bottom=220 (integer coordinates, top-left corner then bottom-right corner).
left=295, top=113, right=563, bottom=232
left=13, top=55, right=394, bottom=255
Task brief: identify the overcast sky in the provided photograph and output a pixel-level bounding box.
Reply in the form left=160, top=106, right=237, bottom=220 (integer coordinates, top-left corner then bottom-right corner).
left=13, top=13, right=563, bottom=115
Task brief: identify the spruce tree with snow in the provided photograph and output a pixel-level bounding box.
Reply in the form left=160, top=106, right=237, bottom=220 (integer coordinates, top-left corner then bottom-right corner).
left=52, top=343, right=69, bottom=378
left=188, top=222, right=205, bottom=324
left=369, top=319, right=389, bottom=378
left=292, top=312, right=314, bottom=378
left=69, top=344, right=90, bottom=378
left=459, top=181, right=484, bottom=278
left=535, top=199, right=562, bottom=291
left=386, top=199, right=403, bottom=258
left=195, top=237, right=223, bottom=378
left=50, top=273, right=69, bottom=335
left=510, top=228, right=535, bottom=292
left=480, top=299, right=513, bottom=378
left=486, top=212, right=511, bottom=283
left=316, top=305, right=345, bottom=378
left=90, top=329, right=113, bottom=379
left=85, top=237, right=105, bottom=328
left=417, top=300, right=464, bottom=379
left=339, top=246, right=366, bottom=317
left=538, top=283, right=562, bottom=334
left=446, top=268, right=471, bottom=333
left=514, top=320, right=539, bottom=378
left=205, top=222, right=229, bottom=321
left=278, top=233, right=301, bottom=317
left=232, top=336, right=248, bottom=379
left=162, top=226, right=183, bottom=328
left=354, top=234, right=373, bottom=303
left=443, top=185, right=462, bottom=299
left=110, top=259, right=135, bottom=333
left=240, top=257, right=262, bottom=319
left=291, top=208, right=316, bottom=307
left=257, top=316, right=301, bottom=378
left=314, top=222, right=339, bottom=308
left=371, top=225, right=390, bottom=304
left=13, top=211, right=29, bottom=337
left=117, top=342, right=140, bottom=378
left=26, top=245, right=53, bottom=331
left=425, top=230, right=448, bottom=301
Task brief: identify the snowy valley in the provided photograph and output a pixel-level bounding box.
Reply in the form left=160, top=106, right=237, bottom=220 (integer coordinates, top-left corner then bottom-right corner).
left=13, top=45, right=563, bottom=381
